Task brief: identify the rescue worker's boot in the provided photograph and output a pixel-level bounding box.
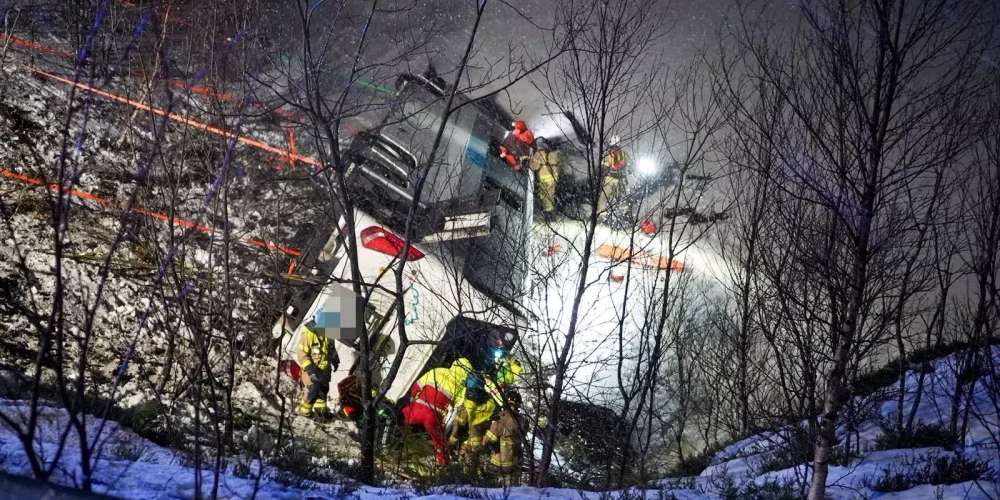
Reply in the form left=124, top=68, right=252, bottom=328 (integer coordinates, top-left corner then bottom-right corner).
left=298, top=399, right=313, bottom=417
left=312, top=399, right=333, bottom=419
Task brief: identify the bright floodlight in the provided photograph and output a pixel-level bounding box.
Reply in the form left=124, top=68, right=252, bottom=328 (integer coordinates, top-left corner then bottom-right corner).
left=636, top=157, right=658, bottom=177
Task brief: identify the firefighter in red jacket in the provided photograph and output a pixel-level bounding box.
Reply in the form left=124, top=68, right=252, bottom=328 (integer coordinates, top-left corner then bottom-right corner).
left=499, top=120, right=535, bottom=171
left=512, top=120, right=535, bottom=148
left=401, top=358, right=474, bottom=465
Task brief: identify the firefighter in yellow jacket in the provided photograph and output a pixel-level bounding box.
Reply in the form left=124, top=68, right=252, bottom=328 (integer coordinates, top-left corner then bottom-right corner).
left=297, top=325, right=338, bottom=418
left=483, top=390, right=526, bottom=487
left=450, top=372, right=502, bottom=476
left=598, top=135, right=627, bottom=216
left=530, top=138, right=560, bottom=221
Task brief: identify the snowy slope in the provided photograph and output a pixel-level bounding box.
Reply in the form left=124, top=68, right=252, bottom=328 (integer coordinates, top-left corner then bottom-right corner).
left=673, top=347, right=1000, bottom=499
left=4, top=348, right=998, bottom=498
left=0, top=399, right=714, bottom=499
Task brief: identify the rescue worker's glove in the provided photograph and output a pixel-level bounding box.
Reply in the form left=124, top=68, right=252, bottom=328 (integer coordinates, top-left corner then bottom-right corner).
left=305, top=364, right=320, bottom=380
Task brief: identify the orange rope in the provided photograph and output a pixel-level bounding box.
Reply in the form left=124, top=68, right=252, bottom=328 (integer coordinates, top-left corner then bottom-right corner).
left=287, top=125, right=298, bottom=171
left=5, top=33, right=299, bottom=120
left=0, top=34, right=75, bottom=58
left=23, top=65, right=320, bottom=169
left=0, top=168, right=300, bottom=257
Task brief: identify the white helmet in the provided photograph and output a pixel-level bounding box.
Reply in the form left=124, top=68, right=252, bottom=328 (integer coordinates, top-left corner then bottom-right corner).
left=609, top=135, right=620, bottom=147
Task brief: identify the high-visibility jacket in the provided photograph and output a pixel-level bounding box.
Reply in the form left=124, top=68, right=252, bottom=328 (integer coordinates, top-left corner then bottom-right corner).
left=512, top=128, right=534, bottom=147
left=495, top=357, right=523, bottom=387
left=413, top=358, right=473, bottom=414
left=465, top=376, right=502, bottom=426
left=297, top=326, right=334, bottom=371
left=603, top=147, right=626, bottom=178
left=450, top=403, right=492, bottom=445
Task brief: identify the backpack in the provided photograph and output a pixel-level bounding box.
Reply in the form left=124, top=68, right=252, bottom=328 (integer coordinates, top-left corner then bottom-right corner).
left=465, top=372, right=488, bottom=405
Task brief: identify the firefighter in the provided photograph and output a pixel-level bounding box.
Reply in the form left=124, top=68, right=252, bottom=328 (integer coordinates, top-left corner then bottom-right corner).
left=502, top=120, right=535, bottom=170
left=511, top=120, right=535, bottom=149
left=297, top=324, right=338, bottom=418
left=530, top=138, right=560, bottom=221
left=449, top=372, right=498, bottom=476
left=401, top=358, right=474, bottom=465
left=598, top=135, right=627, bottom=216
left=483, top=390, right=526, bottom=487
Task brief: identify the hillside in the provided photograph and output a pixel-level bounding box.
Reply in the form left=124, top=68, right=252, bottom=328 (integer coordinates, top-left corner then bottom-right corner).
left=2, top=347, right=997, bottom=499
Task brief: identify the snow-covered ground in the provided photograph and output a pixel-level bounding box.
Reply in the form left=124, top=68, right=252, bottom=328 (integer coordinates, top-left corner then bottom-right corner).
left=0, top=397, right=707, bottom=499
left=670, top=347, right=1000, bottom=499
left=3, top=348, right=998, bottom=498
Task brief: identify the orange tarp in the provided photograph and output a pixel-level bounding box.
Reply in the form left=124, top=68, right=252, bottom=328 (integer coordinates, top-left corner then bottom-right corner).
left=596, top=244, right=684, bottom=272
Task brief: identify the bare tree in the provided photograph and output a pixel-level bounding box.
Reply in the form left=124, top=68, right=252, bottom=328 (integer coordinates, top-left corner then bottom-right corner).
left=726, top=0, right=992, bottom=497
left=526, top=0, right=671, bottom=485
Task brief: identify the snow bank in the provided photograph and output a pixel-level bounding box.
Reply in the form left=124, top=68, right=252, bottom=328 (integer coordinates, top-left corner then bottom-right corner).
left=680, top=348, right=1000, bottom=499
left=0, top=399, right=716, bottom=499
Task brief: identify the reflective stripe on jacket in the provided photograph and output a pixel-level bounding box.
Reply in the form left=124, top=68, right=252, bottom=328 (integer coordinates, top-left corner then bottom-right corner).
left=297, top=327, right=332, bottom=371
left=603, top=147, right=626, bottom=177
left=414, top=358, right=473, bottom=414
left=485, top=409, right=524, bottom=467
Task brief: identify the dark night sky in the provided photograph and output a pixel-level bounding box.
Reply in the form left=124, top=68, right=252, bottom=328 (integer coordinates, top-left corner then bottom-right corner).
left=313, top=0, right=733, bottom=127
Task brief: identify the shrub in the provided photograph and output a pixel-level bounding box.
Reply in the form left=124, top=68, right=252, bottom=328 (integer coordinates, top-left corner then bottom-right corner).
left=851, top=339, right=1000, bottom=398
left=729, top=480, right=803, bottom=500
left=875, top=422, right=958, bottom=451
left=756, top=429, right=811, bottom=474
left=926, top=455, right=995, bottom=486
left=231, top=458, right=253, bottom=479
left=713, top=474, right=803, bottom=500
left=231, top=408, right=255, bottom=432
left=864, top=454, right=996, bottom=493
left=117, top=400, right=182, bottom=448
left=596, top=488, right=680, bottom=500
left=272, top=469, right=316, bottom=490
left=110, top=439, right=148, bottom=462
left=666, top=443, right=723, bottom=477
left=332, top=480, right=361, bottom=500
left=756, top=427, right=855, bottom=475
left=661, top=476, right=696, bottom=490
left=272, top=449, right=323, bottom=485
